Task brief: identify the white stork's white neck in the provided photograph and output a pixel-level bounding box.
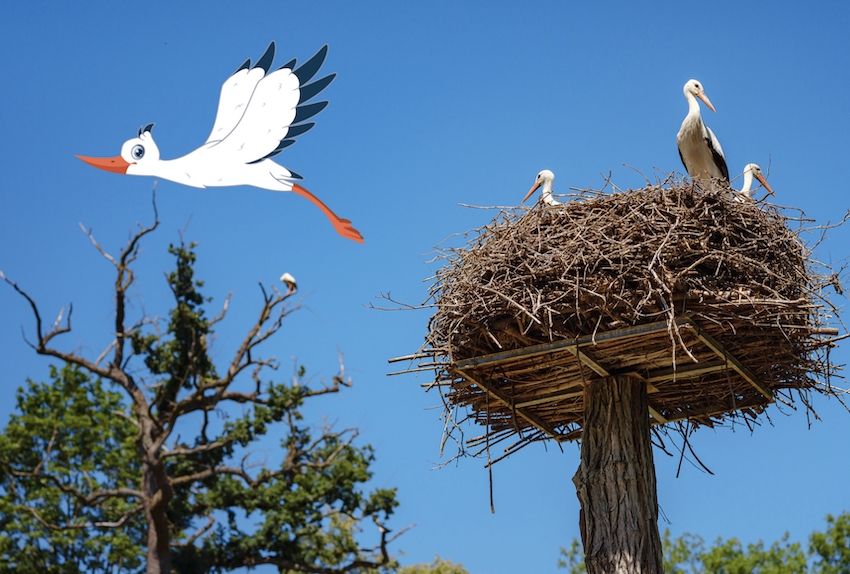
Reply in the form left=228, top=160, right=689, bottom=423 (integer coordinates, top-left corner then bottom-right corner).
left=735, top=163, right=772, bottom=201
left=740, top=166, right=755, bottom=196
left=539, top=177, right=559, bottom=206
left=685, top=86, right=702, bottom=119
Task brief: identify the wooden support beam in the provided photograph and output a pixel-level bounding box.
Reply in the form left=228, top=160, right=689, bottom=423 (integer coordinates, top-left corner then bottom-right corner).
left=565, top=346, right=610, bottom=377
left=644, top=359, right=730, bottom=383
left=453, top=318, right=675, bottom=370
left=649, top=396, right=767, bottom=426
left=454, top=368, right=566, bottom=441
left=514, top=389, right=583, bottom=408
left=647, top=406, right=668, bottom=423
left=678, top=317, right=773, bottom=402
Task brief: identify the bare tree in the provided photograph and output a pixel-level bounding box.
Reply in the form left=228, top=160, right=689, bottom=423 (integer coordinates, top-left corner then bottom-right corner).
left=1, top=202, right=402, bottom=573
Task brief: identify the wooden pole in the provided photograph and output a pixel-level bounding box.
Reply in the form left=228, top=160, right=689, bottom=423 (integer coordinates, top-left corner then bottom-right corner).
left=572, top=375, right=663, bottom=574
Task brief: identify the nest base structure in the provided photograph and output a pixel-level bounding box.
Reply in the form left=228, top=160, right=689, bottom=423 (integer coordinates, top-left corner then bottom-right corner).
left=452, top=315, right=773, bottom=443
left=400, top=180, right=842, bottom=456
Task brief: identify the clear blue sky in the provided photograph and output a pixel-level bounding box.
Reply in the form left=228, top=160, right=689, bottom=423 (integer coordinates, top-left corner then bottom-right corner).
left=1, top=2, right=849, bottom=572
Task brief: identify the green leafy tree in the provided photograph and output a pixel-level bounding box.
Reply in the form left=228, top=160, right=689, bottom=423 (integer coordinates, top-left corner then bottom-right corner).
left=1, top=210, right=403, bottom=573
left=558, top=512, right=850, bottom=574
left=0, top=364, right=143, bottom=573
left=397, top=556, right=469, bottom=574
left=811, top=513, right=850, bottom=574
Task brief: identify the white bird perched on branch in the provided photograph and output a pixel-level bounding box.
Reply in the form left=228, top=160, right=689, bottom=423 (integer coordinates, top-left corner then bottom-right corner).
left=734, top=163, right=775, bottom=202
left=280, top=272, right=297, bottom=293
left=522, top=170, right=560, bottom=206
left=677, top=79, right=729, bottom=183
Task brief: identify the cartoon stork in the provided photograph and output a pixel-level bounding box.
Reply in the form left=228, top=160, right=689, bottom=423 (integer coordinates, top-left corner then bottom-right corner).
left=77, top=43, right=363, bottom=243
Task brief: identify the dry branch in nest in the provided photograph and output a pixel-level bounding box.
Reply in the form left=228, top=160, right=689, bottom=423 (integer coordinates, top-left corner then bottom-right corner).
left=398, top=177, right=847, bottom=461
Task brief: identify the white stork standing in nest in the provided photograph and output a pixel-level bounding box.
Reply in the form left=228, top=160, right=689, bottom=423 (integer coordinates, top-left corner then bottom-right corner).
left=734, top=163, right=775, bottom=202
left=677, top=79, right=729, bottom=184
left=522, top=170, right=560, bottom=205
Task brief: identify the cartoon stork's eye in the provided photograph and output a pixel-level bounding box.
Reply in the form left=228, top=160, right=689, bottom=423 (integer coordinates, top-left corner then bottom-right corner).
left=131, top=145, right=145, bottom=160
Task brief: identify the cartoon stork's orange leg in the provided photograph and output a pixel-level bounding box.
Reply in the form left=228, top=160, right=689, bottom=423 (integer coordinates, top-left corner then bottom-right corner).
left=291, top=184, right=364, bottom=243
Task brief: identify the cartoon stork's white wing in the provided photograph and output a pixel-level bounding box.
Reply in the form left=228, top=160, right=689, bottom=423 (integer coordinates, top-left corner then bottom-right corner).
left=206, top=43, right=335, bottom=167
left=205, top=43, right=276, bottom=146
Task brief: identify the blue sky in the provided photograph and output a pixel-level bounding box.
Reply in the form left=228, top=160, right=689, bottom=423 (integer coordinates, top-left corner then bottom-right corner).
left=1, top=1, right=849, bottom=572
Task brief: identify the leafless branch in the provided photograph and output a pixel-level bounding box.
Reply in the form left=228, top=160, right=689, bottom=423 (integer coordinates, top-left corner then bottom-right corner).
left=79, top=222, right=118, bottom=266
left=172, top=513, right=216, bottom=548
left=25, top=504, right=143, bottom=531
left=208, top=291, right=233, bottom=326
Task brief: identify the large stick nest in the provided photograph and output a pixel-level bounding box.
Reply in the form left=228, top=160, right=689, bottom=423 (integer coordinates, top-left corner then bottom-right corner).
left=408, top=178, right=846, bottom=460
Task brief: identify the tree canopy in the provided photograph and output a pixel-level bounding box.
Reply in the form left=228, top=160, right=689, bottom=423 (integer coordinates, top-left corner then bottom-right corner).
left=558, top=512, right=850, bottom=574
left=0, top=213, right=403, bottom=573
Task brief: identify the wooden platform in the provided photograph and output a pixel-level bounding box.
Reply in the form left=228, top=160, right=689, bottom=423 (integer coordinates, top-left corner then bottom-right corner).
left=442, top=316, right=774, bottom=442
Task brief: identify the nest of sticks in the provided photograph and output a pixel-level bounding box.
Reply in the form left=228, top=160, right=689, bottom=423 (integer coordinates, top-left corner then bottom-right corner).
left=405, top=177, right=846, bottom=461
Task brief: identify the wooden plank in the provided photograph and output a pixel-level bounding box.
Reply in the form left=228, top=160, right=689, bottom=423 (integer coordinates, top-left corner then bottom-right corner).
left=514, top=389, right=584, bottom=408
left=679, top=317, right=774, bottom=402
left=565, top=346, right=610, bottom=377
left=644, top=359, right=730, bottom=383
left=453, top=318, right=676, bottom=370
left=650, top=395, right=768, bottom=426
left=647, top=406, right=668, bottom=423
left=454, top=368, right=566, bottom=441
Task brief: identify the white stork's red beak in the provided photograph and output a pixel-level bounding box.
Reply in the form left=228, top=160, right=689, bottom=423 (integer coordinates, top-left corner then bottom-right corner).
left=696, top=92, right=717, bottom=113
left=755, top=173, right=775, bottom=197
left=76, top=154, right=132, bottom=174
left=523, top=181, right=541, bottom=203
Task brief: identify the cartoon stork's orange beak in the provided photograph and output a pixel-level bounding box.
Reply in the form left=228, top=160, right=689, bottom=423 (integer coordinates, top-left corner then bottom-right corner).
left=76, top=154, right=131, bottom=174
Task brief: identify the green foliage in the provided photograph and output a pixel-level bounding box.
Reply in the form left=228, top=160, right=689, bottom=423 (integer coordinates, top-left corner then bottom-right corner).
left=697, top=533, right=807, bottom=574
left=176, top=423, right=399, bottom=571
left=558, top=513, right=850, bottom=574
left=397, top=555, right=470, bottom=574
left=557, top=539, right=585, bottom=573
left=1, top=239, right=407, bottom=571
left=811, top=513, right=850, bottom=574
left=0, top=364, right=143, bottom=573
left=130, top=242, right=217, bottom=416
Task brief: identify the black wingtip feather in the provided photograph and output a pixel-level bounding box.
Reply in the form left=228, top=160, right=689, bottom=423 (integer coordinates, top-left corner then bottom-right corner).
left=253, top=41, right=276, bottom=73
left=293, top=45, right=328, bottom=85
left=278, top=58, right=297, bottom=71
left=292, top=101, right=328, bottom=125
left=234, top=58, right=251, bottom=74
left=246, top=139, right=296, bottom=164
left=298, top=74, right=335, bottom=105
left=285, top=122, right=315, bottom=139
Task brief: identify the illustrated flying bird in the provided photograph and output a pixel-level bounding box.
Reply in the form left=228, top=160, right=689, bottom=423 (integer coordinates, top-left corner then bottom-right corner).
left=77, top=43, right=363, bottom=243
left=677, top=79, right=729, bottom=183
left=523, top=170, right=560, bottom=206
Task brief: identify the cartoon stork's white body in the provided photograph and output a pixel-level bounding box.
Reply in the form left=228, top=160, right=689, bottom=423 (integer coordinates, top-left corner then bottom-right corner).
left=77, top=43, right=363, bottom=243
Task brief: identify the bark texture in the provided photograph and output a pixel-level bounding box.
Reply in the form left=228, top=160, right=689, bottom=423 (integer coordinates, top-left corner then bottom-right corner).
left=572, top=375, right=663, bottom=574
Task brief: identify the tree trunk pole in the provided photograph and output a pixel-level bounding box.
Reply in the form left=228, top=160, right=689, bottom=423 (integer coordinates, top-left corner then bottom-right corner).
left=572, top=375, right=663, bottom=574
left=143, top=460, right=172, bottom=574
